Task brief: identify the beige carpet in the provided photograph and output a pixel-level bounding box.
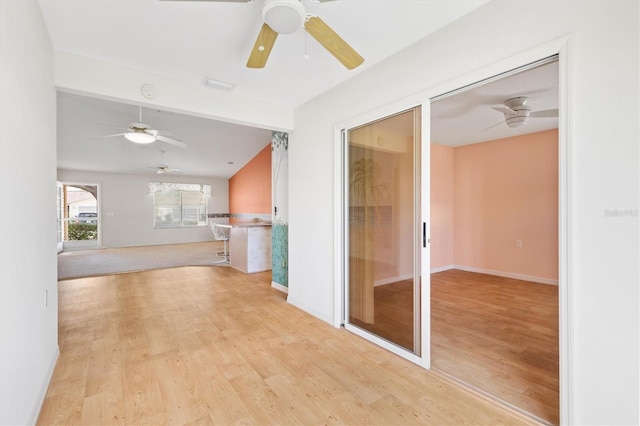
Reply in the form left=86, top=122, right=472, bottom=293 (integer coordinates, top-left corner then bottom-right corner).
left=58, top=241, right=227, bottom=280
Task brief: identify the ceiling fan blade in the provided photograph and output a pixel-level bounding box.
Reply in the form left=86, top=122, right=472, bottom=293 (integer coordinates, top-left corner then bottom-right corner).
left=482, top=121, right=505, bottom=132
left=156, top=135, right=188, bottom=148
left=97, top=123, right=127, bottom=130
left=304, top=16, right=364, bottom=70
left=530, top=108, right=559, bottom=118
left=150, top=129, right=175, bottom=138
left=93, top=133, right=126, bottom=140
left=491, top=106, right=517, bottom=115
left=246, top=23, right=278, bottom=69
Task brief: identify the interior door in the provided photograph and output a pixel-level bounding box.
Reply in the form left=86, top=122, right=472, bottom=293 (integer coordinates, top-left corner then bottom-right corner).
left=343, top=107, right=424, bottom=356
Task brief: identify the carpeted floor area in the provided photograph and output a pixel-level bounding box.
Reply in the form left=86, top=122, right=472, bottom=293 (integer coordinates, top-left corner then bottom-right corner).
left=58, top=241, right=227, bottom=280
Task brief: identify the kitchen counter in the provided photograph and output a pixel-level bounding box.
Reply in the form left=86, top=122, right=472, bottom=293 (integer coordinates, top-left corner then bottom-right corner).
left=222, top=221, right=272, bottom=273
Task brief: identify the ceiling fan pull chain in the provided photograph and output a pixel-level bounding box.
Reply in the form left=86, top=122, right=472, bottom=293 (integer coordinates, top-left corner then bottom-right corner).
left=303, top=31, right=309, bottom=59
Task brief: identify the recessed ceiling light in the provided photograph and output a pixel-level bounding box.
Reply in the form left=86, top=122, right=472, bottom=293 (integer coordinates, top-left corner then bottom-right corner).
left=202, top=77, right=235, bottom=91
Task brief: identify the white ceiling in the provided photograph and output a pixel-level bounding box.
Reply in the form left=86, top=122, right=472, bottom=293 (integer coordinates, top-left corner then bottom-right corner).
left=431, top=58, right=559, bottom=146
left=40, top=0, right=558, bottom=178
left=38, top=0, right=490, bottom=107
left=57, top=92, right=273, bottom=178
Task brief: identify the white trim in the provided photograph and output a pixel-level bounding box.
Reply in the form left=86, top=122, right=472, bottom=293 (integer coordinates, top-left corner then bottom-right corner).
left=31, top=346, right=59, bottom=425
left=373, top=273, right=414, bottom=287
left=420, top=102, right=431, bottom=368
left=60, top=181, right=102, bottom=250
left=430, top=264, right=559, bottom=285
left=344, top=324, right=424, bottom=367
left=288, top=297, right=334, bottom=325
left=452, top=265, right=558, bottom=286
left=430, top=264, right=454, bottom=274
left=557, top=37, right=573, bottom=426
left=333, top=126, right=344, bottom=328
left=271, top=281, right=288, bottom=294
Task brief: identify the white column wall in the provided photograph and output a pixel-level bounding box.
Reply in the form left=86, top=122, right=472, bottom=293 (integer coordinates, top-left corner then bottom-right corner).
left=0, top=2, right=59, bottom=424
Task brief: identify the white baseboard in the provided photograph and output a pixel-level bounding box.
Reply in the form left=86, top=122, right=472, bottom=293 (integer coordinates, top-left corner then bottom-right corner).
left=452, top=264, right=558, bottom=286
left=373, top=273, right=414, bottom=287
left=374, top=264, right=557, bottom=285
left=31, top=345, right=59, bottom=425
left=430, top=264, right=455, bottom=274
left=271, top=281, right=288, bottom=294
left=287, top=297, right=333, bottom=325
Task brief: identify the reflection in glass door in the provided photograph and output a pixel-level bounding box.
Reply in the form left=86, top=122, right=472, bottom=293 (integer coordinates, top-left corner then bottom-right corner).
left=345, top=108, right=421, bottom=354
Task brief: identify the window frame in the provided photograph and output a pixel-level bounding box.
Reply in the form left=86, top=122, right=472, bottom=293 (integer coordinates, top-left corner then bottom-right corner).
left=150, top=182, right=211, bottom=229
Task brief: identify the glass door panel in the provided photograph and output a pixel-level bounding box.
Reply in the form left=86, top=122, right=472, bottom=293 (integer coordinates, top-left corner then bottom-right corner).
left=346, top=108, right=421, bottom=354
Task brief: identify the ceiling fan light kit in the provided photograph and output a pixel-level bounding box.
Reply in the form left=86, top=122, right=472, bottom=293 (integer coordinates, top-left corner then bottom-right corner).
left=502, top=96, right=531, bottom=128
left=244, top=0, right=363, bottom=69
left=124, top=127, right=157, bottom=144
left=263, top=0, right=305, bottom=34
left=487, top=96, right=558, bottom=130
left=98, top=106, right=187, bottom=148
left=150, top=149, right=184, bottom=175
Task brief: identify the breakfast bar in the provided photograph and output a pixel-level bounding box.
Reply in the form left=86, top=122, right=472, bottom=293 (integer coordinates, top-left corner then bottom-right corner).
left=218, top=221, right=272, bottom=273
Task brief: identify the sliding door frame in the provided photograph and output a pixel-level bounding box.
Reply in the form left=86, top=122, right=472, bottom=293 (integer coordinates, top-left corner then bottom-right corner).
left=333, top=36, right=571, bottom=424
left=60, top=181, right=102, bottom=251
left=334, top=100, right=431, bottom=368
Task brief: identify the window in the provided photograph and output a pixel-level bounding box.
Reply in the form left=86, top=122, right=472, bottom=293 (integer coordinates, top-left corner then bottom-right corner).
left=149, top=182, right=211, bottom=228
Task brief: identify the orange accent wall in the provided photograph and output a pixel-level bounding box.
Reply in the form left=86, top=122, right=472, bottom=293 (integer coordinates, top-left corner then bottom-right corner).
left=229, top=143, right=272, bottom=216
left=431, top=129, right=558, bottom=280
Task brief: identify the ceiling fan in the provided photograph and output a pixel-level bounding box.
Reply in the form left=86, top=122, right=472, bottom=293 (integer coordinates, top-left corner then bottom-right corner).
left=164, top=0, right=364, bottom=69
left=97, top=106, right=187, bottom=148
left=489, top=96, right=559, bottom=129
left=149, top=150, right=184, bottom=174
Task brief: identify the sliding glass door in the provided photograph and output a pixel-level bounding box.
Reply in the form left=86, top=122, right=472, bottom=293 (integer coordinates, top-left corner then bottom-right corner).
left=344, top=107, right=422, bottom=355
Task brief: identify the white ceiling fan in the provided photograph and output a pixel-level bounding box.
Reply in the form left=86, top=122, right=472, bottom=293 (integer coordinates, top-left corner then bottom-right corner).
left=163, top=0, right=364, bottom=70
left=489, top=96, right=559, bottom=129
left=97, top=106, right=187, bottom=148
left=149, top=149, right=184, bottom=174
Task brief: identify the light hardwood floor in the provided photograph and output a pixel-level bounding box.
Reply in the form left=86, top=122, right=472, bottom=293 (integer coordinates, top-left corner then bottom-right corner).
left=348, top=270, right=559, bottom=424
left=38, top=266, right=535, bottom=425
left=431, top=270, right=559, bottom=425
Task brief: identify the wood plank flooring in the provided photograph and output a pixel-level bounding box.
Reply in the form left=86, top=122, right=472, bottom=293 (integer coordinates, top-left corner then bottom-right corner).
left=431, top=270, right=558, bottom=425
left=350, top=279, right=414, bottom=351
left=349, top=269, right=559, bottom=424
left=38, top=266, right=534, bottom=425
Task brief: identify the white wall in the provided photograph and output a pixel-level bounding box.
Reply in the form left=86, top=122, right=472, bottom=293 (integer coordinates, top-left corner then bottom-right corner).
left=0, top=2, right=59, bottom=424
left=58, top=169, right=229, bottom=248
left=290, top=1, right=638, bottom=424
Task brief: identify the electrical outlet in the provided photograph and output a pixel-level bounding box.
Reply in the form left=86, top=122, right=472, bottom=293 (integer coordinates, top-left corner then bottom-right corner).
left=515, top=240, right=522, bottom=248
